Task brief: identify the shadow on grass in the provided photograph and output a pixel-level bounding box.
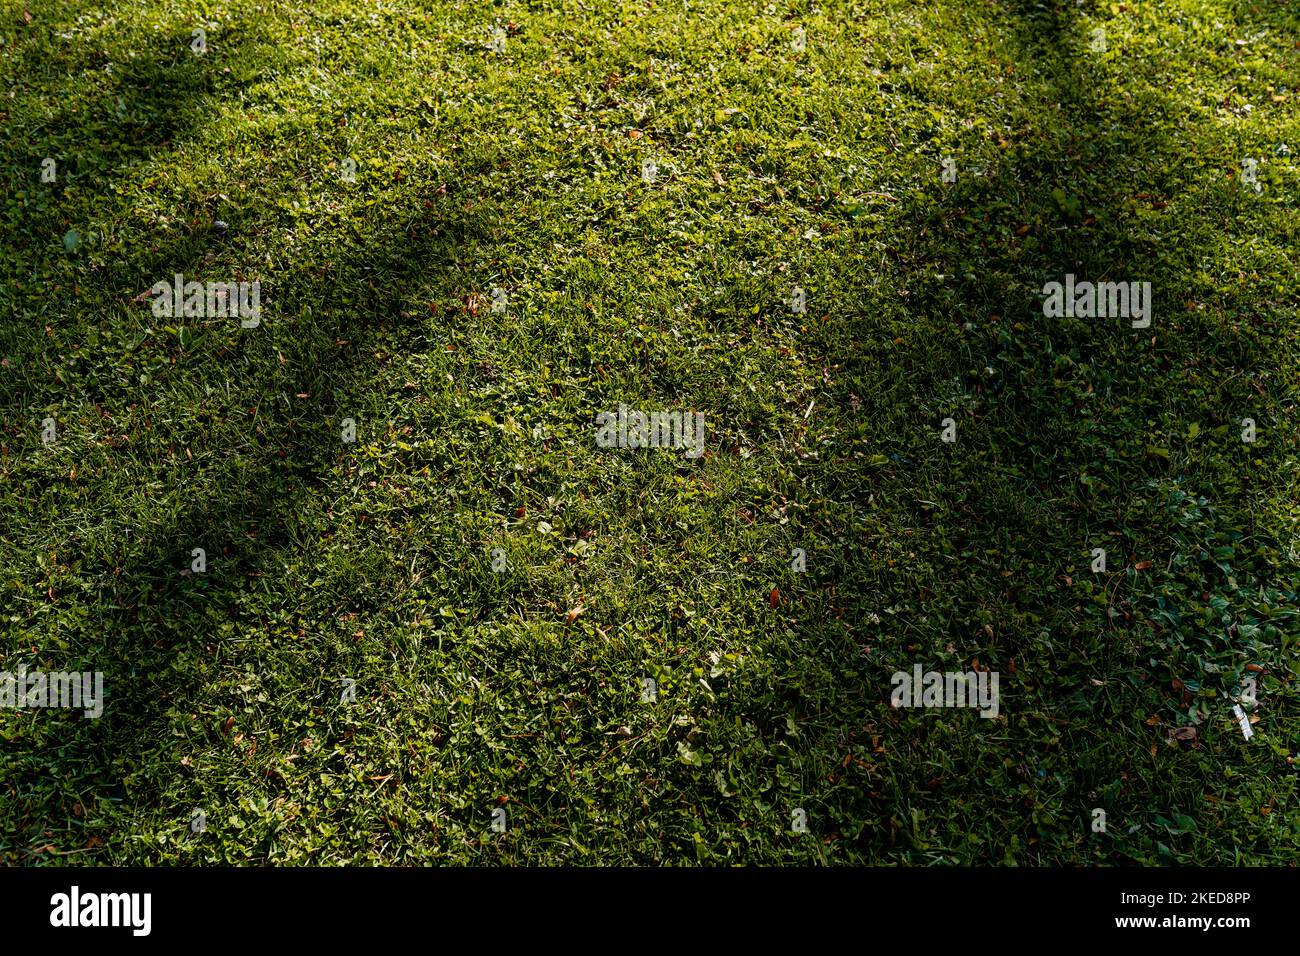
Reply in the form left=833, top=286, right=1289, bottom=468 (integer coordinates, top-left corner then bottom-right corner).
left=2, top=0, right=1295, bottom=865
left=747, top=0, right=1299, bottom=863
left=0, top=10, right=514, bottom=862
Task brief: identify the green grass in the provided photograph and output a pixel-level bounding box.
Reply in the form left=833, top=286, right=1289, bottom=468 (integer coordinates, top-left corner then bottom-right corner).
left=1, top=0, right=1297, bottom=865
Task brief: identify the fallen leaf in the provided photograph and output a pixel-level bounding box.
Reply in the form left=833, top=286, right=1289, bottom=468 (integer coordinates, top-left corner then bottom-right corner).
left=769, top=587, right=780, bottom=608
left=564, top=605, right=585, bottom=624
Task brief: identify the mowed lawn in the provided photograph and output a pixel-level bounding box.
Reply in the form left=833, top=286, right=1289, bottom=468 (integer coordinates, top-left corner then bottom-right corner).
left=1, top=0, right=1297, bottom=865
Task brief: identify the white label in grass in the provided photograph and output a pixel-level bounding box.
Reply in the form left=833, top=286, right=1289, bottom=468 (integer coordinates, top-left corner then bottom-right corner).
left=1232, top=704, right=1254, bottom=740
left=1241, top=158, right=1261, bottom=194
left=789, top=285, right=806, bottom=314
